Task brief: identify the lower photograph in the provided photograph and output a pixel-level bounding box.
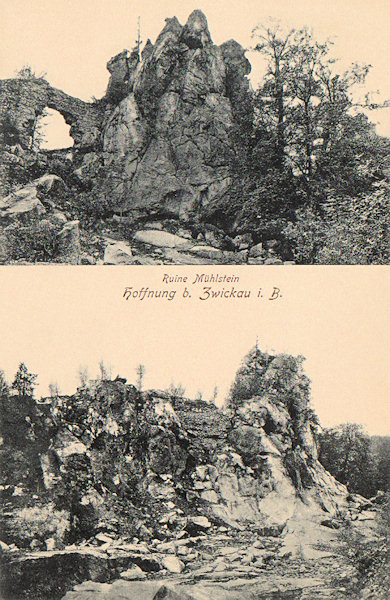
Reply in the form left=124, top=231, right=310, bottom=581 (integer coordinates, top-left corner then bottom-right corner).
left=0, top=267, right=389, bottom=600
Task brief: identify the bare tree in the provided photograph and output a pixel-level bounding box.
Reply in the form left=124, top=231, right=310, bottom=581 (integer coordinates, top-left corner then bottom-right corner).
left=0, top=370, right=9, bottom=396
left=77, top=366, right=89, bottom=388
left=48, top=381, right=61, bottom=398
left=98, top=360, right=112, bottom=381
left=16, top=64, right=46, bottom=80
left=135, top=16, right=142, bottom=56
left=211, top=385, right=219, bottom=404
left=167, top=381, right=186, bottom=398
left=135, top=364, right=145, bottom=392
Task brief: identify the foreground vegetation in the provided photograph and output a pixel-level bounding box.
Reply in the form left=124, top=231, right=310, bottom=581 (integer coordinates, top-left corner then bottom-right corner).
left=224, top=22, right=390, bottom=263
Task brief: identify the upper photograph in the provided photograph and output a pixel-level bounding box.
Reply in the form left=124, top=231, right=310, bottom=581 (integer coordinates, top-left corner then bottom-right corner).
left=0, top=0, right=389, bottom=265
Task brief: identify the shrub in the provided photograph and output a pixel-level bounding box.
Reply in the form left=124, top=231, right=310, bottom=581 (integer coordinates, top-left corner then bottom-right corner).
left=0, top=448, right=38, bottom=489
left=70, top=191, right=115, bottom=229
left=6, top=503, right=69, bottom=548
left=284, top=183, right=390, bottom=264
left=4, top=217, right=63, bottom=262
left=337, top=494, right=390, bottom=599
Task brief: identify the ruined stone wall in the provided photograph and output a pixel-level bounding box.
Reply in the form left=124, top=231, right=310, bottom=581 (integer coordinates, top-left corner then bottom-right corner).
left=0, top=79, right=103, bottom=150
left=174, top=397, right=231, bottom=461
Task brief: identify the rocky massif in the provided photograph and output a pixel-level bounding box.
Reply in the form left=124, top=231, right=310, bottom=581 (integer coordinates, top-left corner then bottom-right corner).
left=0, top=11, right=292, bottom=264
left=1, top=10, right=249, bottom=217
left=0, top=348, right=382, bottom=599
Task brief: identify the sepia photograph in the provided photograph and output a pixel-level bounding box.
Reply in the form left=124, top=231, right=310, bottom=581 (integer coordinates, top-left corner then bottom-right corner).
left=1, top=0, right=390, bottom=598
left=0, top=0, right=389, bottom=265
left=0, top=266, right=389, bottom=599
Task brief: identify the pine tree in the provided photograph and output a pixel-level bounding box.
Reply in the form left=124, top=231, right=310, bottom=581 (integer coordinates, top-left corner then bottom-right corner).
left=12, top=362, right=38, bottom=397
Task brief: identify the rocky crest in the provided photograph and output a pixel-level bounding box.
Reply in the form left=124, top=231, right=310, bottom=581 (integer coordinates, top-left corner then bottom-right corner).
left=0, top=11, right=250, bottom=224
left=0, top=11, right=297, bottom=264
left=1, top=348, right=379, bottom=599
left=102, top=10, right=251, bottom=221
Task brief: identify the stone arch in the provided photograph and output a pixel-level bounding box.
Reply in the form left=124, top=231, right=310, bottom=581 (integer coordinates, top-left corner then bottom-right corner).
left=38, top=107, right=74, bottom=150
left=0, top=79, right=103, bottom=150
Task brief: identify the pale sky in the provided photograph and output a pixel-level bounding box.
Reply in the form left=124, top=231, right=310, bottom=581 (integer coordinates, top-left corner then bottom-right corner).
left=0, top=267, right=389, bottom=436
left=1, top=0, right=390, bottom=141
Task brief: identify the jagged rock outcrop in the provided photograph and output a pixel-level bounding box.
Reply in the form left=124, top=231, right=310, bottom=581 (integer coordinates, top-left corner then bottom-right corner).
left=1, top=352, right=381, bottom=600
left=37, top=368, right=349, bottom=538
left=102, top=10, right=251, bottom=220
left=0, top=11, right=301, bottom=264
left=0, top=11, right=251, bottom=225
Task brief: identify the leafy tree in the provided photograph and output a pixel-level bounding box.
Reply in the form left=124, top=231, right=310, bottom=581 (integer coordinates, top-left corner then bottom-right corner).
left=252, top=23, right=386, bottom=206
left=318, top=423, right=376, bottom=497
left=252, top=20, right=294, bottom=168
left=371, top=436, right=390, bottom=493
left=227, top=345, right=311, bottom=415
left=11, top=363, right=38, bottom=398
left=224, top=21, right=389, bottom=258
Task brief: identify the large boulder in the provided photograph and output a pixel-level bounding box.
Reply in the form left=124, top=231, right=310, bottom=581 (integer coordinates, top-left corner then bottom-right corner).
left=133, top=230, right=192, bottom=249
left=103, top=241, right=134, bottom=265
left=0, top=174, right=66, bottom=218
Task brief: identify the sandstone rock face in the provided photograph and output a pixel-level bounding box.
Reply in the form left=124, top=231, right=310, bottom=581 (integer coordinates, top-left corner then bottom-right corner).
left=101, top=10, right=251, bottom=220
left=103, top=241, right=134, bottom=265
left=0, top=11, right=252, bottom=231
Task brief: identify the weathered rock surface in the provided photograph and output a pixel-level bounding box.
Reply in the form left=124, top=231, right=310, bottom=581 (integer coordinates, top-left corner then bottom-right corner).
left=0, top=11, right=251, bottom=225
left=59, top=577, right=331, bottom=600
left=102, top=10, right=251, bottom=219
left=0, top=174, right=65, bottom=218
left=133, top=230, right=192, bottom=249
left=0, top=353, right=376, bottom=600
left=0, top=527, right=357, bottom=600
left=103, top=241, right=134, bottom=264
